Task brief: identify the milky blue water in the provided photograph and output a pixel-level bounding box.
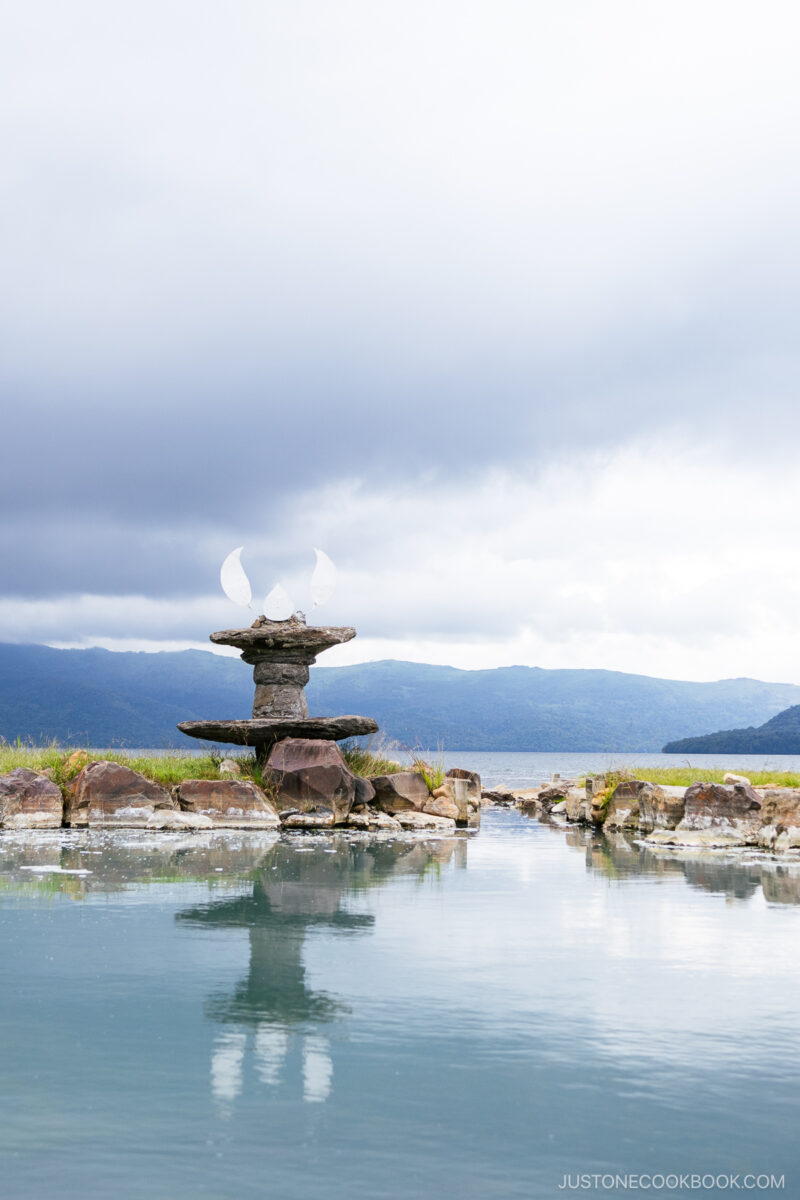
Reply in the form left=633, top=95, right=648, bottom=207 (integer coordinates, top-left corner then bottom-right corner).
left=1, top=812, right=798, bottom=1199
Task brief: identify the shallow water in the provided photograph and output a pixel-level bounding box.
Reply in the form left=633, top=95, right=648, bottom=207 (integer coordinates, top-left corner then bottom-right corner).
left=1, top=813, right=798, bottom=1199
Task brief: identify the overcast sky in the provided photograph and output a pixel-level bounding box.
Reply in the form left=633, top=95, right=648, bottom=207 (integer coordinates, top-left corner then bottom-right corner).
left=3, top=1, right=800, bottom=681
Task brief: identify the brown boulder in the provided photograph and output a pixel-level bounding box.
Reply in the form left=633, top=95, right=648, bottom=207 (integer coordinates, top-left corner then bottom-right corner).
left=0, top=768, right=63, bottom=829
left=281, top=809, right=335, bottom=829
left=65, top=761, right=175, bottom=827
left=371, top=771, right=430, bottom=814
left=423, top=795, right=460, bottom=820
left=481, top=785, right=516, bottom=806
left=638, top=784, right=685, bottom=832
left=437, top=774, right=481, bottom=827
left=564, top=787, right=591, bottom=823
left=264, top=737, right=357, bottom=824
left=758, top=787, right=800, bottom=831
left=537, top=785, right=569, bottom=812
left=176, top=779, right=279, bottom=828
left=395, top=811, right=456, bottom=832
left=757, top=788, right=800, bottom=851
left=603, top=780, right=675, bottom=832
left=678, top=781, right=762, bottom=844
left=346, top=808, right=402, bottom=831
left=354, top=776, right=377, bottom=807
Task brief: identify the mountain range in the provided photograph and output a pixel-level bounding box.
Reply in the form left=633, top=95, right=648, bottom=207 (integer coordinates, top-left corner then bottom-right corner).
left=2, top=642, right=800, bottom=752
left=663, top=705, right=800, bottom=754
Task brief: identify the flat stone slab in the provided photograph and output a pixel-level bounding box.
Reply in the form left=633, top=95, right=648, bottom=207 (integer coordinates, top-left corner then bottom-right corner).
left=210, top=617, right=355, bottom=659
left=177, top=715, right=379, bottom=748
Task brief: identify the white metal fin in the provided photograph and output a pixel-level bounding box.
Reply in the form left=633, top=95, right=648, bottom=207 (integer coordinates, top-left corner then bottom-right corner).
left=220, top=546, right=252, bottom=607
left=311, top=547, right=336, bottom=609
left=264, top=583, right=294, bottom=621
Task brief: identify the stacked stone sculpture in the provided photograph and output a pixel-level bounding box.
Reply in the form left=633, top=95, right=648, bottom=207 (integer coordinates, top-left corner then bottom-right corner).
left=178, top=613, right=378, bottom=759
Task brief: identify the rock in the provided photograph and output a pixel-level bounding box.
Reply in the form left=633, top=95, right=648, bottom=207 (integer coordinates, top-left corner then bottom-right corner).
left=645, top=828, right=752, bottom=849
left=758, top=786, right=800, bottom=831
left=0, top=768, right=64, bottom=829
left=65, top=750, right=89, bottom=771
left=756, top=788, right=800, bottom=852
left=550, top=800, right=567, bottom=815
left=760, top=823, right=800, bottom=852
left=537, top=785, right=569, bottom=813
left=354, top=776, right=377, bottom=807
left=65, top=761, right=176, bottom=828
left=519, top=796, right=542, bottom=818
left=677, top=781, right=762, bottom=844
left=638, top=784, right=686, bottom=832
left=264, top=737, right=357, bottom=824
left=481, top=785, right=517, bottom=806
left=372, top=771, right=431, bottom=814
left=589, top=793, right=609, bottom=826
left=775, top=829, right=800, bottom=852
left=394, top=811, right=457, bottom=832
left=346, top=808, right=402, bottom=831
left=564, top=786, right=591, bottom=823
left=432, top=776, right=479, bottom=826
left=146, top=810, right=215, bottom=831
left=210, top=616, right=357, bottom=658
left=724, top=772, right=751, bottom=786
left=452, top=776, right=482, bottom=827
left=602, top=780, right=644, bottom=830
left=177, top=715, right=379, bottom=752
left=176, top=779, right=280, bottom=828
left=281, top=810, right=336, bottom=829
left=218, top=758, right=242, bottom=777
left=446, top=767, right=482, bottom=805
left=423, top=795, right=460, bottom=820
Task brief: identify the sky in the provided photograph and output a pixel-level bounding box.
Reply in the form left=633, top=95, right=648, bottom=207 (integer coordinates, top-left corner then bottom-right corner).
left=3, top=0, right=800, bottom=682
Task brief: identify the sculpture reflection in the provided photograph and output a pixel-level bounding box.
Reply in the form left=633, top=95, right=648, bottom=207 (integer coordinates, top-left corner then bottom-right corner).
left=176, top=835, right=466, bottom=1111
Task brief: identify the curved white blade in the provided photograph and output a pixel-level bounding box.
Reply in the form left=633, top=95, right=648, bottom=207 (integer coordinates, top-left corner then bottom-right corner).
left=220, top=546, right=252, bottom=607
left=264, top=583, right=294, bottom=621
left=311, top=547, right=336, bottom=608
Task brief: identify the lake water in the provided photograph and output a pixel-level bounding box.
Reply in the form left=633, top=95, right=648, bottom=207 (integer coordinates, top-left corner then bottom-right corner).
left=1, top=811, right=798, bottom=1198
left=123, top=747, right=800, bottom=788
left=435, top=751, right=800, bottom=787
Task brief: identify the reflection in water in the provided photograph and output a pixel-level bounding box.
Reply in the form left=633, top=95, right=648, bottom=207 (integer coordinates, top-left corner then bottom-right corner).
left=176, top=835, right=466, bottom=1112
left=302, top=1035, right=333, bottom=1103
left=3, top=813, right=800, bottom=1198
left=560, top=822, right=800, bottom=905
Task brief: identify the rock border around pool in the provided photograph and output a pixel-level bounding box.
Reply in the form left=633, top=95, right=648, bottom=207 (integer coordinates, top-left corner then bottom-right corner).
left=485, top=773, right=800, bottom=853
left=0, top=741, right=482, bottom=835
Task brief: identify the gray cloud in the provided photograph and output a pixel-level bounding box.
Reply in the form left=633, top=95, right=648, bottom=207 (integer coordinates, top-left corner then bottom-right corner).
left=2, top=0, right=800, bottom=661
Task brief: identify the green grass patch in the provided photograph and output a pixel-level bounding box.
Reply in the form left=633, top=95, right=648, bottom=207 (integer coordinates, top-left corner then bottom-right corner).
left=340, top=739, right=402, bottom=778
left=0, top=741, right=261, bottom=789
left=599, top=766, right=800, bottom=788
left=409, top=745, right=446, bottom=794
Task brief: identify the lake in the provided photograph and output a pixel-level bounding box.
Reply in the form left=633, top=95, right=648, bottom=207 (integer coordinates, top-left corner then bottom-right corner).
left=1, top=810, right=797, bottom=1198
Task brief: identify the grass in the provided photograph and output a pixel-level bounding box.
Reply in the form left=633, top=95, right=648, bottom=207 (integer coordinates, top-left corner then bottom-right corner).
left=409, top=744, right=446, bottom=794
left=593, top=765, right=800, bottom=788
left=340, top=738, right=403, bottom=778
left=0, top=741, right=250, bottom=788
left=588, top=769, right=635, bottom=814
left=0, top=738, right=400, bottom=790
